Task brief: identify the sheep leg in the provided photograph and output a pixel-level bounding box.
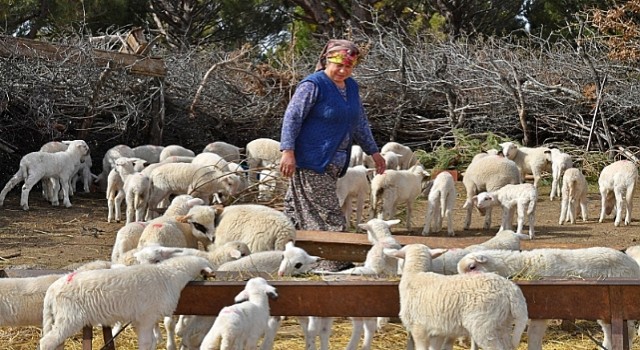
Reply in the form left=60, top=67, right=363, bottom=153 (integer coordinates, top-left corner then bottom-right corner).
left=316, top=317, right=333, bottom=350
left=342, top=197, right=353, bottom=230
left=114, top=190, right=125, bottom=223
left=405, top=202, right=413, bottom=229
left=597, top=319, right=612, bottom=350
left=445, top=205, right=454, bottom=236
left=134, top=323, right=158, bottom=350
left=361, top=318, right=377, bottom=350
left=422, top=201, right=433, bottom=236
left=463, top=199, right=473, bottom=230
left=354, top=195, right=365, bottom=231
left=550, top=172, right=559, bottom=201
left=20, top=175, right=42, bottom=210
left=426, top=335, right=444, bottom=350
left=558, top=196, right=569, bottom=225
left=260, top=316, right=283, bottom=350
left=579, top=196, right=589, bottom=222
left=515, top=203, right=526, bottom=237
left=526, top=319, right=548, bottom=350
left=614, top=187, right=625, bottom=227
left=164, top=315, right=177, bottom=350
left=625, top=184, right=635, bottom=225
left=598, top=189, right=608, bottom=223
left=297, top=316, right=317, bottom=350
left=39, top=324, right=74, bottom=350
left=346, top=317, right=364, bottom=350
left=58, top=176, right=72, bottom=207
left=483, top=206, right=493, bottom=230
left=433, top=200, right=443, bottom=232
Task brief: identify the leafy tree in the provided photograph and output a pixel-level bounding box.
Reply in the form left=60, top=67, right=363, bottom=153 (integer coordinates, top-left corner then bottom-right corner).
left=0, top=0, right=146, bottom=38
left=147, top=0, right=291, bottom=51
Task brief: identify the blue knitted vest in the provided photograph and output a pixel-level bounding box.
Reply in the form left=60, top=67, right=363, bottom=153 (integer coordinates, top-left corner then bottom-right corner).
left=295, top=71, right=361, bottom=173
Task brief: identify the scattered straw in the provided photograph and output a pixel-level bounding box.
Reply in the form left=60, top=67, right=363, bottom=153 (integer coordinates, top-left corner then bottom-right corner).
left=2, top=318, right=638, bottom=349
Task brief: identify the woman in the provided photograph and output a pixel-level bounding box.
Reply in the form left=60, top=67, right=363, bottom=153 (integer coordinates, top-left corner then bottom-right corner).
left=279, top=39, right=386, bottom=232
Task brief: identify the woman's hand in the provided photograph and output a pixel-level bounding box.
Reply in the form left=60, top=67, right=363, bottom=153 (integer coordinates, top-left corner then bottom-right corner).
left=279, top=150, right=296, bottom=177
left=372, top=152, right=386, bottom=174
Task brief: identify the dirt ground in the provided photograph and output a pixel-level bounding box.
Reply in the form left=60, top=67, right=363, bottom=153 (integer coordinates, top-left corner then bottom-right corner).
left=1, top=180, right=640, bottom=350
left=1, top=181, right=640, bottom=270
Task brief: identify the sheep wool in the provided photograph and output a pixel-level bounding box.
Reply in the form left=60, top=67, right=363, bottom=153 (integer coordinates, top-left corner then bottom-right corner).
left=200, top=277, right=278, bottom=350
left=457, top=247, right=639, bottom=350
left=387, top=244, right=528, bottom=350
left=39, top=255, right=214, bottom=350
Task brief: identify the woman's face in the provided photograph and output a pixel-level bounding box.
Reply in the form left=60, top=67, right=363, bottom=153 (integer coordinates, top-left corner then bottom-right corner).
left=324, top=62, right=354, bottom=85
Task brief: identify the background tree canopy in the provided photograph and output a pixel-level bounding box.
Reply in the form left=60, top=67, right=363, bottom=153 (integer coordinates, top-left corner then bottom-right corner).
left=1, top=0, right=640, bottom=184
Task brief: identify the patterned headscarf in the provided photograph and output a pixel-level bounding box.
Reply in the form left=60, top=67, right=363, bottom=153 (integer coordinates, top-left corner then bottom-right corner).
left=315, top=39, right=360, bottom=71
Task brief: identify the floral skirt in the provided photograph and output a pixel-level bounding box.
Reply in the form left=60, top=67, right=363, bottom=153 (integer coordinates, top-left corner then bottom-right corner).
left=283, top=164, right=347, bottom=232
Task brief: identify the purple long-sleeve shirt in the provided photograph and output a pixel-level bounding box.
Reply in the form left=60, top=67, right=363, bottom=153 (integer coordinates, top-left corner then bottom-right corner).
left=280, top=81, right=379, bottom=168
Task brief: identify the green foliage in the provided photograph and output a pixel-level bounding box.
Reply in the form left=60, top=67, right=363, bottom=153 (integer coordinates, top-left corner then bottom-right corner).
left=414, top=129, right=511, bottom=172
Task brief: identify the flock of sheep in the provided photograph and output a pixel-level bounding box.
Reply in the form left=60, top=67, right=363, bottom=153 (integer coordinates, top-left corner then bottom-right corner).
left=0, top=136, right=639, bottom=350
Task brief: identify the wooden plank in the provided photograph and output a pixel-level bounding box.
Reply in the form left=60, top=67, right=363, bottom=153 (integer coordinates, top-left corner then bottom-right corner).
left=0, top=35, right=166, bottom=77
left=294, top=230, right=623, bottom=262
left=175, top=278, right=640, bottom=320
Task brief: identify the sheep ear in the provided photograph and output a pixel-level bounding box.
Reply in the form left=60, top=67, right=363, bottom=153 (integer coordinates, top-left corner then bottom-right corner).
left=229, top=249, right=242, bottom=259
left=383, top=247, right=404, bottom=259
left=357, top=222, right=370, bottom=231
left=187, top=198, right=205, bottom=208
left=175, top=214, right=190, bottom=223
left=285, top=241, right=295, bottom=250
left=385, top=219, right=401, bottom=227
left=234, top=290, right=249, bottom=303
left=429, top=248, right=447, bottom=259
left=212, top=204, right=225, bottom=216
left=473, top=254, right=488, bottom=263
left=266, top=286, right=278, bottom=300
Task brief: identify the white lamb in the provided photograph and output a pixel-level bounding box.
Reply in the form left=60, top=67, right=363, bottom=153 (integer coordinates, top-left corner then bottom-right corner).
left=245, top=138, right=281, bottom=184
left=106, top=157, right=149, bottom=223
left=213, top=204, right=296, bottom=253
left=0, top=139, right=90, bottom=210
left=499, top=141, right=552, bottom=188
left=0, top=273, right=64, bottom=327
left=462, top=154, right=521, bottom=231
left=336, top=165, right=372, bottom=231
left=385, top=244, right=528, bottom=350
left=133, top=144, right=165, bottom=164
left=132, top=242, right=251, bottom=350
left=457, top=247, right=640, bottom=350
left=111, top=221, right=150, bottom=264
left=370, top=164, right=430, bottom=229
left=115, top=157, right=152, bottom=223
left=334, top=235, right=401, bottom=350
left=305, top=219, right=400, bottom=350
left=422, top=171, right=456, bottom=236
left=257, top=166, right=287, bottom=202
left=39, top=140, right=95, bottom=199
left=39, top=255, right=214, bottom=350
left=598, top=160, right=638, bottom=226
left=192, top=152, right=231, bottom=171
left=202, top=141, right=243, bottom=163
left=200, top=277, right=278, bottom=350
left=137, top=205, right=220, bottom=250
left=217, top=241, right=320, bottom=276
left=380, top=141, right=417, bottom=170
left=558, top=167, right=588, bottom=225
left=428, top=229, right=529, bottom=275
left=472, top=183, right=538, bottom=239
left=380, top=150, right=401, bottom=171
left=178, top=242, right=320, bottom=350
left=97, top=144, right=135, bottom=189
left=159, top=144, right=196, bottom=162
left=146, top=162, right=240, bottom=214
left=548, top=148, right=573, bottom=201
left=349, top=145, right=364, bottom=167
left=226, top=162, right=249, bottom=197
